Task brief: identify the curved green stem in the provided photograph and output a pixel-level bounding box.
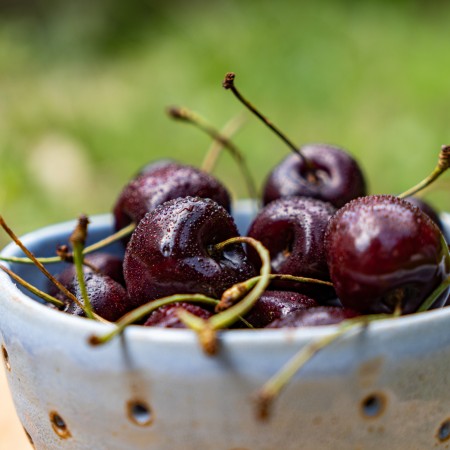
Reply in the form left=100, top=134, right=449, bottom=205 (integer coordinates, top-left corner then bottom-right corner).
left=178, top=236, right=271, bottom=355
left=0, top=222, right=136, bottom=265
left=255, top=313, right=392, bottom=420
left=0, top=263, right=65, bottom=308
left=218, top=274, right=333, bottom=311
left=399, top=145, right=450, bottom=199
left=89, top=294, right=219, bottom=346
left=168, top=106, right=258, bottom=200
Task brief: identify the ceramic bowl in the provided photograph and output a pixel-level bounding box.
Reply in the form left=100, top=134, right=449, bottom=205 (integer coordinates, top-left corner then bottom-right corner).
left=1, top=202, right=450, bottom=450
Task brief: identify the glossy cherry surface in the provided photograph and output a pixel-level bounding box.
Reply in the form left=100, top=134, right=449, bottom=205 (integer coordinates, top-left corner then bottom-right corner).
left=244, top=290, right=318, bottom=328
left=124, top=196, right=257, bottom=307
left=57, top=273, right=130, bottom=322
left=326, top=195, right=450, bottom=314
left=248, top=196, right=336, bottom=301
left=404, top=196, right=444, bottom=232
left=113, top=162, right=231, bottom=232
left=267, top=306, right=360, bottom=328
left=49, top=252, right=124, bottom=296
left=143, top=302, right=212, bottom=328
left=263, top=144, right=366, bottom=208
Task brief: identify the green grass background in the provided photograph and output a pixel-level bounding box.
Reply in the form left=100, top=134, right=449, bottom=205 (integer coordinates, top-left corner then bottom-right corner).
left=1, top=0, right=450, bottom=248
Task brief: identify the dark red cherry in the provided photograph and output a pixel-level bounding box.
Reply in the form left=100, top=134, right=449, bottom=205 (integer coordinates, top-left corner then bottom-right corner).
left=49, top=252, right=124, bottom=297
left=113, top=162, right=231, bottom=232
left=267, top=306, right=360, bottom=328
left=248, top=196, right=336, bottom=301
left=326, top=195, right=450, bottom=315
left=404, top=197, right=444, bottom=232
left=143, top=302, right=213, bottom=328
left=57, top=273, right=130, bottom=322
left=123, top=196, right=257, bottom=308
left=263, top=145, right=367, bottom=208
left=244, top=290, right=318, bottom=328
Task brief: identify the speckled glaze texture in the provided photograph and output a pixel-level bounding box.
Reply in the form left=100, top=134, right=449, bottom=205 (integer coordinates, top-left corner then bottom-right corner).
left=113, top=162, right=231, bottom=231
left=1, top=204, right=450, bottom=450
left=263, top=144, right=367, bottom=208
left=326, top=195, right=450, bottom=314
left=248, top=196, right=336, bottom=301
left=124, top=197, right=256, bottom=307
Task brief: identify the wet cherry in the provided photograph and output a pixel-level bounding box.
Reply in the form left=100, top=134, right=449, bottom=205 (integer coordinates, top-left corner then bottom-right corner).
left=243, top=290, right=318, bottom=328
left=144, top=302, right=213, bottom=328
left=57, top=273, right=130, bottom=322
left=123, top=196, right=257, bottom=308
left=248, top=196, right=336, bottom=301
left=267, top=306, right=360, bottom=328
left=113, top=162, right=231, bottom=233
left=325, top=195, right=450, bottom=314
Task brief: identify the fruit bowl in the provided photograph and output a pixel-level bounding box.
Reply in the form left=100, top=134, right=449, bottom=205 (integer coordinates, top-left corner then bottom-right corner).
left=1, top=201, right=450, bottom=450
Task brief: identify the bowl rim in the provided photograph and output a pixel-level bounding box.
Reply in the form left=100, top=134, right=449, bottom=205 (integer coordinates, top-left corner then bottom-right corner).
left=1, top=210, right=449, bottom=346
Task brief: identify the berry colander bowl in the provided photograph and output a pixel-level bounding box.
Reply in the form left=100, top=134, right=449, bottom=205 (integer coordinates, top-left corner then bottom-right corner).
left=1, top=201, right=450, bottom=450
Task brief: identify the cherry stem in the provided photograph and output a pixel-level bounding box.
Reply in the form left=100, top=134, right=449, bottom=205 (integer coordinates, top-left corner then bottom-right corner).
left=178, top=236, right=271, bottom=355
left=88, top=294, right=219, bottom=346
left=0, top=263, right=65, bottom=308
left=417, top=274, right=450, bottom=313
left=398, top=145, right=450, bottom=199
left=69, top=215, right=95, bottom=320
left=255, top=313, right=394, bottom=420
left=0, top=222, right=136, bottom=265
left=167, top=106, right=258, bottom=200
left=0, top=215, right=85, bottom=312
left=0, top=215, right=107, bottom=322
left=222, top=72, right=314, bottom=171
left=202, top=113, right=247, bottom=173
left=217, top=274, right=333, bottom=312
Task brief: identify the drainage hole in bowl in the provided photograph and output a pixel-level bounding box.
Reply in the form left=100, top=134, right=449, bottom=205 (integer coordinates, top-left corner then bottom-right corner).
left=437, top=419, right=450, bottom=443
left=1, top=344, right=11, bottom=371
left=49, top=411, right=71, bottom=439
left=360, top=393, right=386, bottom=419
left=127, top=400, right=153, bottom=427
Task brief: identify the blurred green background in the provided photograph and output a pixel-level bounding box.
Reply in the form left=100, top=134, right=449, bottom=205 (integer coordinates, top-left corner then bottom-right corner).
left=1, top=0, right=450, bottom=248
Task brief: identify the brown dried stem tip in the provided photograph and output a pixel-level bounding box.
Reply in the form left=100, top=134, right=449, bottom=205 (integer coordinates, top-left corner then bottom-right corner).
left=69, top=215, right=90, bottom=248
left=399, top=144, right=450, bottom=199
left=439, top=145, right=450, bottom=170
left=221, top=72, right=314, bottom=172
left=222, top=72, right=236, bottom=90
left=167, top=106, right=189, bottom=121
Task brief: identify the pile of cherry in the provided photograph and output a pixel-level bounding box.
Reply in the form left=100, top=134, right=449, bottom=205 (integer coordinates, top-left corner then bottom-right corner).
left=3, top=72, right=450, bottom=337
left=2, top=72, right=450, bottom=417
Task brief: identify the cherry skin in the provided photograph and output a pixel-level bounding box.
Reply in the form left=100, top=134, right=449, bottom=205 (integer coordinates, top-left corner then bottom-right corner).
left=56, top=273, right=130, bottom=322
left=263, top=144, right=367, bottom=208
left=143, top=303, right=212, bottom=328
left=247, top=196, right=336, bottom=301
left=49, top=252, right=124, bottom=293
left=266, top=306, right=360, bottom=328
left=123, top=196, right=257, bottom=308
left=113, top=161, right=231, bottom=232
left=243, top=290, right=318, bottom=328
left=404, top=197, right=444, bottom=233
left=325, top=195, right=450, bottom=315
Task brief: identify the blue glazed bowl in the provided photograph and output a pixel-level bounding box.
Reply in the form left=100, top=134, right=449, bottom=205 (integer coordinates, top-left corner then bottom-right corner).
left=0, top=202, right=450, bottom=450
